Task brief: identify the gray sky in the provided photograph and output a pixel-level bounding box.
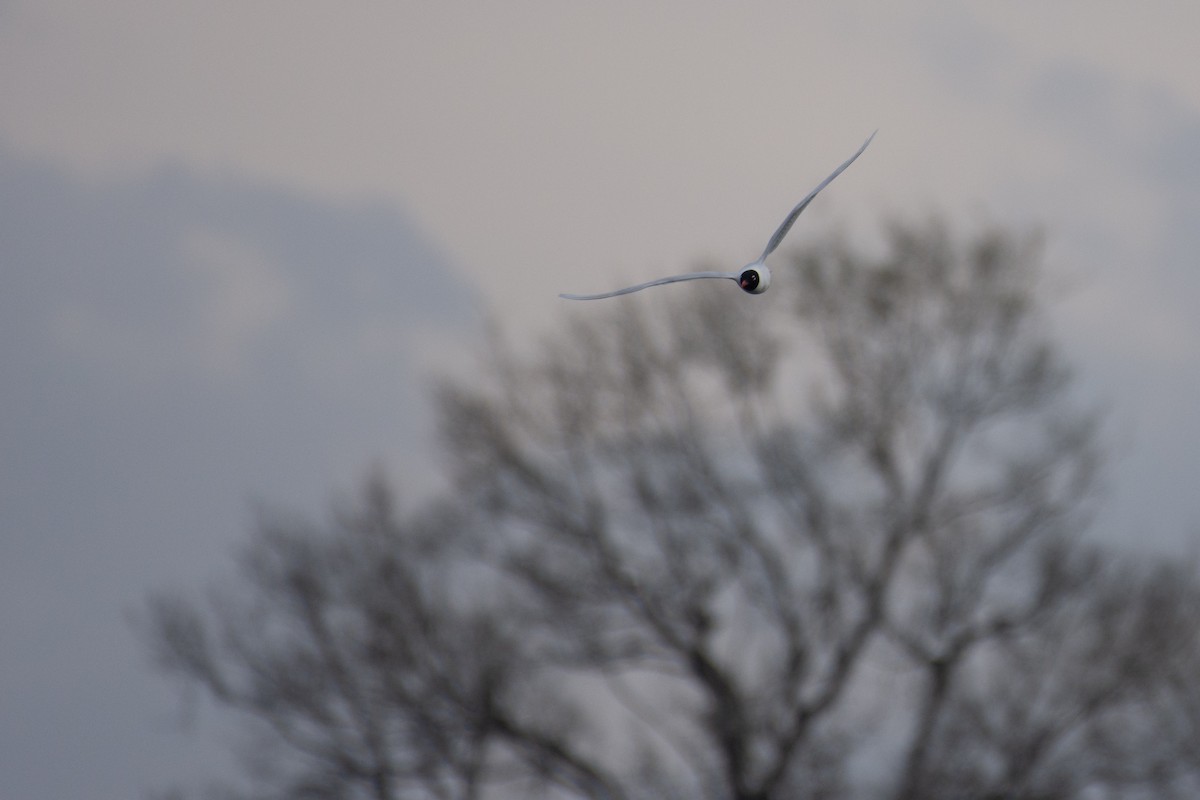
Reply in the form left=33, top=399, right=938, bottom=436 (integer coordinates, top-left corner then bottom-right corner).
left=1, top=3, right=1198, bottom=798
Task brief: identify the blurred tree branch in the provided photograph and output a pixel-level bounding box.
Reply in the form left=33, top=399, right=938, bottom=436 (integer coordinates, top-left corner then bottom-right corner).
left=144, top=221, right=1200, bottom=800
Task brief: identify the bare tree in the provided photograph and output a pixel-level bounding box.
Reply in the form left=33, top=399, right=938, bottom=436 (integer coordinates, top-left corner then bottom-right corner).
left=144, top=221, right=1200, bottom=799
left=145, top=477, right=630, bottom=800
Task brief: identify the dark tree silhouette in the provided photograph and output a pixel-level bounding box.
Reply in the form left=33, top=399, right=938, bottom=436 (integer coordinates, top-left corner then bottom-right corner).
left=144, top=221, right=1200, bottom=800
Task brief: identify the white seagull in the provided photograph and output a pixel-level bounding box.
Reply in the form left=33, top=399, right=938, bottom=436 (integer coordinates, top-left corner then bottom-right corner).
left=560, top=131, right=876, bottom=300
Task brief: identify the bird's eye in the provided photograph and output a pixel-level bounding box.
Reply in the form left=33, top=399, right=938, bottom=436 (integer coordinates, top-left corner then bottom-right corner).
left=739, top=266, right=771, bottom=295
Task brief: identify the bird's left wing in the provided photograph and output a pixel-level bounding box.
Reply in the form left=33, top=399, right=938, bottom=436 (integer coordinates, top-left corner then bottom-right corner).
left=758, top=130, right=876, bottom=262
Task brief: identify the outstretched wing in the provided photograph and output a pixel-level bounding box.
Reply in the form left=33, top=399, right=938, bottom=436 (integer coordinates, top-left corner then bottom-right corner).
left=560, top=271, right=738, bottom=300
left=758, top=130, right=876, bottom=262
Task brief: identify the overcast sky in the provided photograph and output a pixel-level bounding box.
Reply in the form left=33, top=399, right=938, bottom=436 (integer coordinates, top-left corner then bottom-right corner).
left=2, top=3, right=1198, bottom=798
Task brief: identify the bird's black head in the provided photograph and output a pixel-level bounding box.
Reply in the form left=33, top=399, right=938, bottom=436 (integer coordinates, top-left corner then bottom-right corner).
left=739, top=265, right=771, bottom=295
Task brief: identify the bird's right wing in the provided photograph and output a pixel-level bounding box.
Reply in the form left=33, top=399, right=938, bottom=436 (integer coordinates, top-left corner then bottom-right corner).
left=560, top=271, right=738, bottom=300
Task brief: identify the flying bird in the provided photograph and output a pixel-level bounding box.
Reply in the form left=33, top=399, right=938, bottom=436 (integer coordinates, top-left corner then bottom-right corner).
left=560, top=131, right=876, bottom=301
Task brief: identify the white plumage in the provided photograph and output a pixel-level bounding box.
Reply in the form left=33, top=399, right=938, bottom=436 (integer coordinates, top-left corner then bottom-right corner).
left=560, top=131, right=876, bottom=301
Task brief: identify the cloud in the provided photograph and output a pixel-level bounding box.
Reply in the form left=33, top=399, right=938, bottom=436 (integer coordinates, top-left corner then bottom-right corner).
left=0, top=144, right=477, bottom=800
left=916, top=6, right=1014, bottom=101
left=1012, top=65, right=1200, bottom=547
